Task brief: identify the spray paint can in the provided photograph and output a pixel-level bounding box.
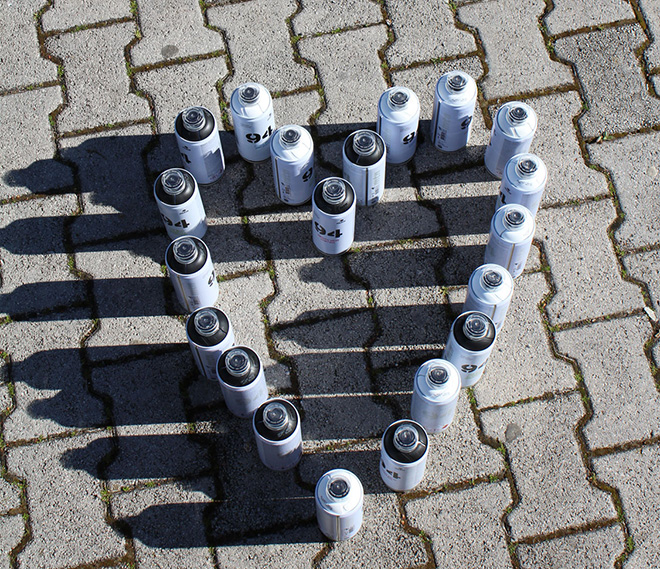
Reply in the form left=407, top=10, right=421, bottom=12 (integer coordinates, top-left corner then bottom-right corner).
left=185, top=307, right=235, bottom=380
left=154, top=168, right=207, bottom=240
left=217, top=346, right=268, bottom=419
left=376, top=86, right=420, bottom=164
left=315, top=469, right=364, bottom=541
left=165, top=236, right=218, bottom=312
left=174, top=106, right=225, bottom=184
left=252, top=398, right=302, bottom=471
left=311, top=177, right=356, bottom=255
left=430, top=71, right=478, bottom=152
left=443, top=311, right=497, bottom=388
left=342, top=130, right=386, bottom=206
left=230, top=82, right=275, bottom=163
left=270, top=125, right=315, bottom=205
left=380, top=419, right=429, bottom=492
left=484, top=102, right=537, bottom=179
left=463, top=264, right=514, bottom=332
left=411, top=359, right=461, bottom=433
left=495, top=153, right=547, bottom=216
left=484, top=204, right=535, bottom=278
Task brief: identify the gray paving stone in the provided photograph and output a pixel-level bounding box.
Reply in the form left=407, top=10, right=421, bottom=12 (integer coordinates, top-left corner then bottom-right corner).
left=112, top=479, right=215, bottom=568
left=0, top=383, right=9, bottom=418
left=131, top=0, right=222, bottom=67
left=208, top=0, right=315, bottom=96
left=46, top=24, right=151, bottom=133
left=458, top=0, right=573, bottom=100
left=588, top=131, right=660, bottom=249
left=624, top=250, right=660, bottom=317
left=481, top=393, right=617, bottom=539
left=0, top=312, right=106, bottom=442
left=293, top=0, right=382, bottom=36
left=0, top=88, right=73, bottom=200
left=405, top=481, right=512, bottom=569
left=544, top=0, right=634, bottom=35
left=595, top=444, right=660, bottom=568
left=554, top=25, right=660, bottom=140
left=517, top=525, right=624, bottom=569
left=272, top=90, right=322, bottom=127
left=41, top=0, right=131, bottom=30
left=7, top=433, right=126, bottom=568
left=653, top=73, right=660, bottom=94
left=0, top=0, right=57, bottom=90
left=272, top=312, right=395, bottom=441
left=537, top=199, right=644, bottom=325
left=385, top=0, right=475, bottom=67
left=639, top=0, right=660, bottom=71
left=298, top=25, right=388, bottom=135
left=555, top=315, right=660, bottom=448
left=0, top=515, right=24, bottom=569
left=0, top=195, right=84, bottom=317
left=0, top=477, right=20, bottom=515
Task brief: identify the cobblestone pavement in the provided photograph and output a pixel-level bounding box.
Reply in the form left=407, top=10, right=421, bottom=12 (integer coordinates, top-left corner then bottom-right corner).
left=1, top=1, right=659, bottom=568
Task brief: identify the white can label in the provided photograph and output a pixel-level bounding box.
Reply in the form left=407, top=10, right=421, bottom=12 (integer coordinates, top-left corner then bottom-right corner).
left=177, top=129, right=225, bottom=185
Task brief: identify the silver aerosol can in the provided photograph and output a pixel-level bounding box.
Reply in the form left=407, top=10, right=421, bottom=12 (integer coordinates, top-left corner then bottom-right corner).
left=230, top=82, right=275, bottom=163
left=411, top=359, right=461, bottom=433
left=252, top=398, right=302, bottom=471
left=217, top=346, right=268, bottom=419
left=484, top=102, right=537, bottom=179
left=380, top=419, right=429, bottom=492
left=430, top=71, right=478, bottom=152
left=484, top=204, right=535, bottom=278
left=342, top=130, right=386, bottom=206
left=495, top=153, right=547, bottom=216
left=463, top=263, right=514, bottom=332
left=270, top=125, right=315, bottom=205
left=174, top=106, right=225, bottom=184
left=443, top=311, right=497, bottom=388
left=376, top=86, right=420, bottom=164
left=311, top=177, right=356, bottom=255
left=186, top=307, right=235, bottom=380
left=315, top=469, right=363, bottom=541
left=165, top=236, right=218, bottom=312
left=154, top=168, right=207, bottom=240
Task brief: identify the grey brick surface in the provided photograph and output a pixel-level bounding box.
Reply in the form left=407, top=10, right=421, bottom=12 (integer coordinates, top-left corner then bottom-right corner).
left=131, top=0, right=222, bottom=67
left=208, top=0, right=315, bottom=96
left=0, top=515, right=24, bottom=569
left=273, top=90, right=322, bottom=127
left=544, top=0, right=634, bottom=35
left=0, top=195, right=84, bottom=317
left=588, top=132, right=660, bottom=249
left=46, top=24, right=151, bottom=133
left=555, top=315, right=660, bottom=448
left=0, top=478, right=20, bottom=515
left=405, top=481, right=512, bottom=569
left=0, top=88, right=73, bottom=200
left=41, top=0, right=131, bottom=30
left=517, top=525, right=624, bottom=569
left=595, top=445, right=660, bottom=568
left=639, top=0, right=660, bottom=71
left=298, top=25, right=388, bottom=134
left=0, top=0, right=57, bottom=90
left=537, top=199, right=644, bottom=325
left=481, top=393, right=617, bottom=539
left=624, top=250, right=660, bottom=316
left=458, top=0, right=573, bottom=100
left=7, top=434, right=126, bottom=568
left=293, top=0, right=382, bottom=36
left=554, top=24, right=660, bottom=140
left=384, top=0, right=475, bottom=67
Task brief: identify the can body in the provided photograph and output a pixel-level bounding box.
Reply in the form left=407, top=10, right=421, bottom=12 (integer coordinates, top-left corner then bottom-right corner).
left=186, top=307, right=235, bottom=379
left=312, top=177, right=356, bottom=255
left=342, top=130, right=386, bottom=206
left=443, top=311, right=497, bottom=388
left=484, top=102, right=537, bottom=179
left=495, top=153, right=547, bottom=216
left=175, top=106, right=225, bottom=184
left=380, top=419, right=429, bottom=492
left=430, top=71, right=478, bottom=152
left=217, top=346, right=268, bottom=418
left=154, top=168, right=207, bottom=240
left=484, top=204, right=535, bottom=278
left=315, top=469, right=363, bottom=541
left=230, top=83, right=275, bottom=163
left=463, top=263, right=514, bottom=332
left=252, top=399, right=302, bottom=471
left=270, top=125, right=315, bottom=205
left=411, top=359, right=461, bottom=433
left=376, top=86, right=420, bottom=164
